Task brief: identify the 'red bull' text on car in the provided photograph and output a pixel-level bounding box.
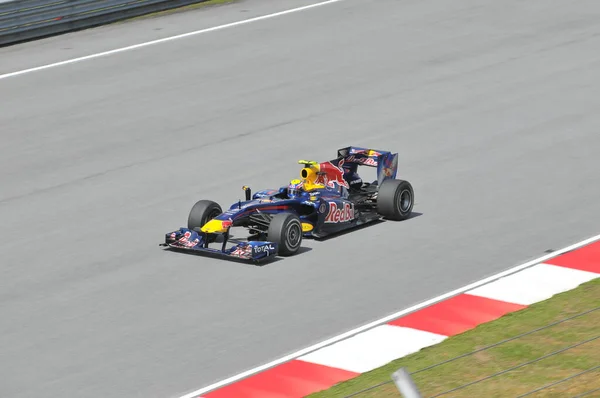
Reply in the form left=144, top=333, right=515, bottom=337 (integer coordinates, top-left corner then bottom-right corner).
left=160, top=146, right=414, bottom=263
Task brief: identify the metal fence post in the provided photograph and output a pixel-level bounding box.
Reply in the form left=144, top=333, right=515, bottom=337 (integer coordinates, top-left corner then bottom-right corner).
left=391, top=368, right=422, bottom=398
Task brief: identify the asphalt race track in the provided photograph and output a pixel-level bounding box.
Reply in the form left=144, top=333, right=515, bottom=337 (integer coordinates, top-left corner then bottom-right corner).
left=2, top=0, right=600, bottom=397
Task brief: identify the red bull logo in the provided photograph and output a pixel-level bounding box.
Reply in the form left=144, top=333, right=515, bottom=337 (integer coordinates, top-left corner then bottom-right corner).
left=315, top=160, right=350, bottom=189
left=381, top=154, right=397, bottom=178
left=325, top=202, right=355, bottom=223
left=350, top=148, right=382, bottom=157
left=346, top=155, right=378, bottom=166
left=177, top=231, right=199, bottom=247
left=222, top=219, right=233, bottom=229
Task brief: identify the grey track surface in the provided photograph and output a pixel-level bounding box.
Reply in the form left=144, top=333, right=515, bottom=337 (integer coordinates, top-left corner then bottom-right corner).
left=2, top=0, right=600, bottom=397
left=0, top=0, right=318, bottom=74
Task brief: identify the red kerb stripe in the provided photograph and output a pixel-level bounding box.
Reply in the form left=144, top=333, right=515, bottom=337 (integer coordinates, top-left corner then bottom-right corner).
left=388, top=293, right=526, bottom=336
left=544, top=241, right=600, bottom=274
left=202, top=359, right=359, bottom=398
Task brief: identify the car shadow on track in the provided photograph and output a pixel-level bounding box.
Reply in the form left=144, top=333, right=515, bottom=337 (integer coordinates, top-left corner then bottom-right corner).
left=160, top=211, right=422, bottom=264
left=311, top=211, right=424, bottom=242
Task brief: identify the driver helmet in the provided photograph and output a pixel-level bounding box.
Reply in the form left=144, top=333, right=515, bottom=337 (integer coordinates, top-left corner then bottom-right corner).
left=288, top=179, right=304, bottom=198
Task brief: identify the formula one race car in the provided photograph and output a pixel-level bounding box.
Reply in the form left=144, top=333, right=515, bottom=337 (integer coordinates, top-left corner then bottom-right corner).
left=160, top=146, right=414, bottom=263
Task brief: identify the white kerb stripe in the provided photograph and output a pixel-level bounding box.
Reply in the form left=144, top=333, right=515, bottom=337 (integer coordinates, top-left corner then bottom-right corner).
left=297, top=324, right=447, bottom=374
left=466, top=263, right=600, bottom=306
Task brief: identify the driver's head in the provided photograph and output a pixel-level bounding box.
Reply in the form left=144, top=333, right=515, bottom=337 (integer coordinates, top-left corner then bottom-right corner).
left=288, top=179, right=304, bottom=198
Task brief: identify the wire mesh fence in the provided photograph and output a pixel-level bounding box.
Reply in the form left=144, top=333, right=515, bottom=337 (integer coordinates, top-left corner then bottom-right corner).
left=343, top=306, right=600, bottom=398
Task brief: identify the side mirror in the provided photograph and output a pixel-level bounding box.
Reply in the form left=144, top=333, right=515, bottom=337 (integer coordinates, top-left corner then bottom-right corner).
left=242, top=185, right=251, bottom=201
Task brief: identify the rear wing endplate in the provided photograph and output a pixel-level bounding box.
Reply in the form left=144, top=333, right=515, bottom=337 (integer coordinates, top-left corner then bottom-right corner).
left=336, top=146, right=399, bottom=185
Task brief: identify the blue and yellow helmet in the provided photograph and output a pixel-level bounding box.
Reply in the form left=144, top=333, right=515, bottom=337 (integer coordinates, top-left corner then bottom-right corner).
left=288, top=179, right=304, bottom=198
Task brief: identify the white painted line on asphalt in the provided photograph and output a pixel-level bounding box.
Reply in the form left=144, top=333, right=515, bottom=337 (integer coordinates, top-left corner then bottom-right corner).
left=176, top=233, right=600, bottom=398
left=0, top=0, right=346, bottom=81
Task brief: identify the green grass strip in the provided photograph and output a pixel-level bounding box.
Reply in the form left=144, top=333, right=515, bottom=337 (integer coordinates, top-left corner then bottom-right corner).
left=309, top=278, right=600, bottom=398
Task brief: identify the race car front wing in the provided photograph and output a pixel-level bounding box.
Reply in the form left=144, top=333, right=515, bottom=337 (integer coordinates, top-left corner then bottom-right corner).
left=159, top=227, right=278, bottom=263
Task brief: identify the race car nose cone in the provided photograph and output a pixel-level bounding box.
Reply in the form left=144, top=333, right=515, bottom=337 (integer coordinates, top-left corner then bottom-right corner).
left=201, top=219, right=227, bottom=234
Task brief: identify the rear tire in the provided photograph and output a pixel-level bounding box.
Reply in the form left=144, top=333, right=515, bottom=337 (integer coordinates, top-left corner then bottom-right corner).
left=377, top=179, right=414, bottom=221
left=267, top=213, right=303, bottom=256
left=188, top=200, right=223, bottom=242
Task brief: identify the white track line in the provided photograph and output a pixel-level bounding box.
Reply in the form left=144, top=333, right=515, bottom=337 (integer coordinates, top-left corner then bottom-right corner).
left=0, top=0, right=345, bottom=81
left=176, top=232, right=600, bottom=398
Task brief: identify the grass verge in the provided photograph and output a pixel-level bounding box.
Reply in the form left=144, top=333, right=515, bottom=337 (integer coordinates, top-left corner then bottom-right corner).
left=113, top=0, right=239, bottom=24
left=309, top=278, right=600, bottom=398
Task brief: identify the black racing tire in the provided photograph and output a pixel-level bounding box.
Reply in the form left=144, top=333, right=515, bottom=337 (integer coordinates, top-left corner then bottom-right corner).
left=187, top=200, right=223, bottom=230
left=267, top=213, right=303, bottom=257
left=376, top=179, right=414, bottom=221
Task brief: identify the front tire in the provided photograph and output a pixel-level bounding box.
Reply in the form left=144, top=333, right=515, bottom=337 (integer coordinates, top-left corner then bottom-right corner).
left=188, top=200, right=223, bottom=230
left=267, top=213, right=303, bottom=256
left=377, top=179, right=414, bottom=221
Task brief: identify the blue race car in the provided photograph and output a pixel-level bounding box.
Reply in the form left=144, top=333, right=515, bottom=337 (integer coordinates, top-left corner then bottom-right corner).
left=160, top=146, right=414, bottom=263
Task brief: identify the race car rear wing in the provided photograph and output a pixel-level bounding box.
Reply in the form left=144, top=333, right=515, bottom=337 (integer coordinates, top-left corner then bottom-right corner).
left=336, top=146, right=399, bottom=186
